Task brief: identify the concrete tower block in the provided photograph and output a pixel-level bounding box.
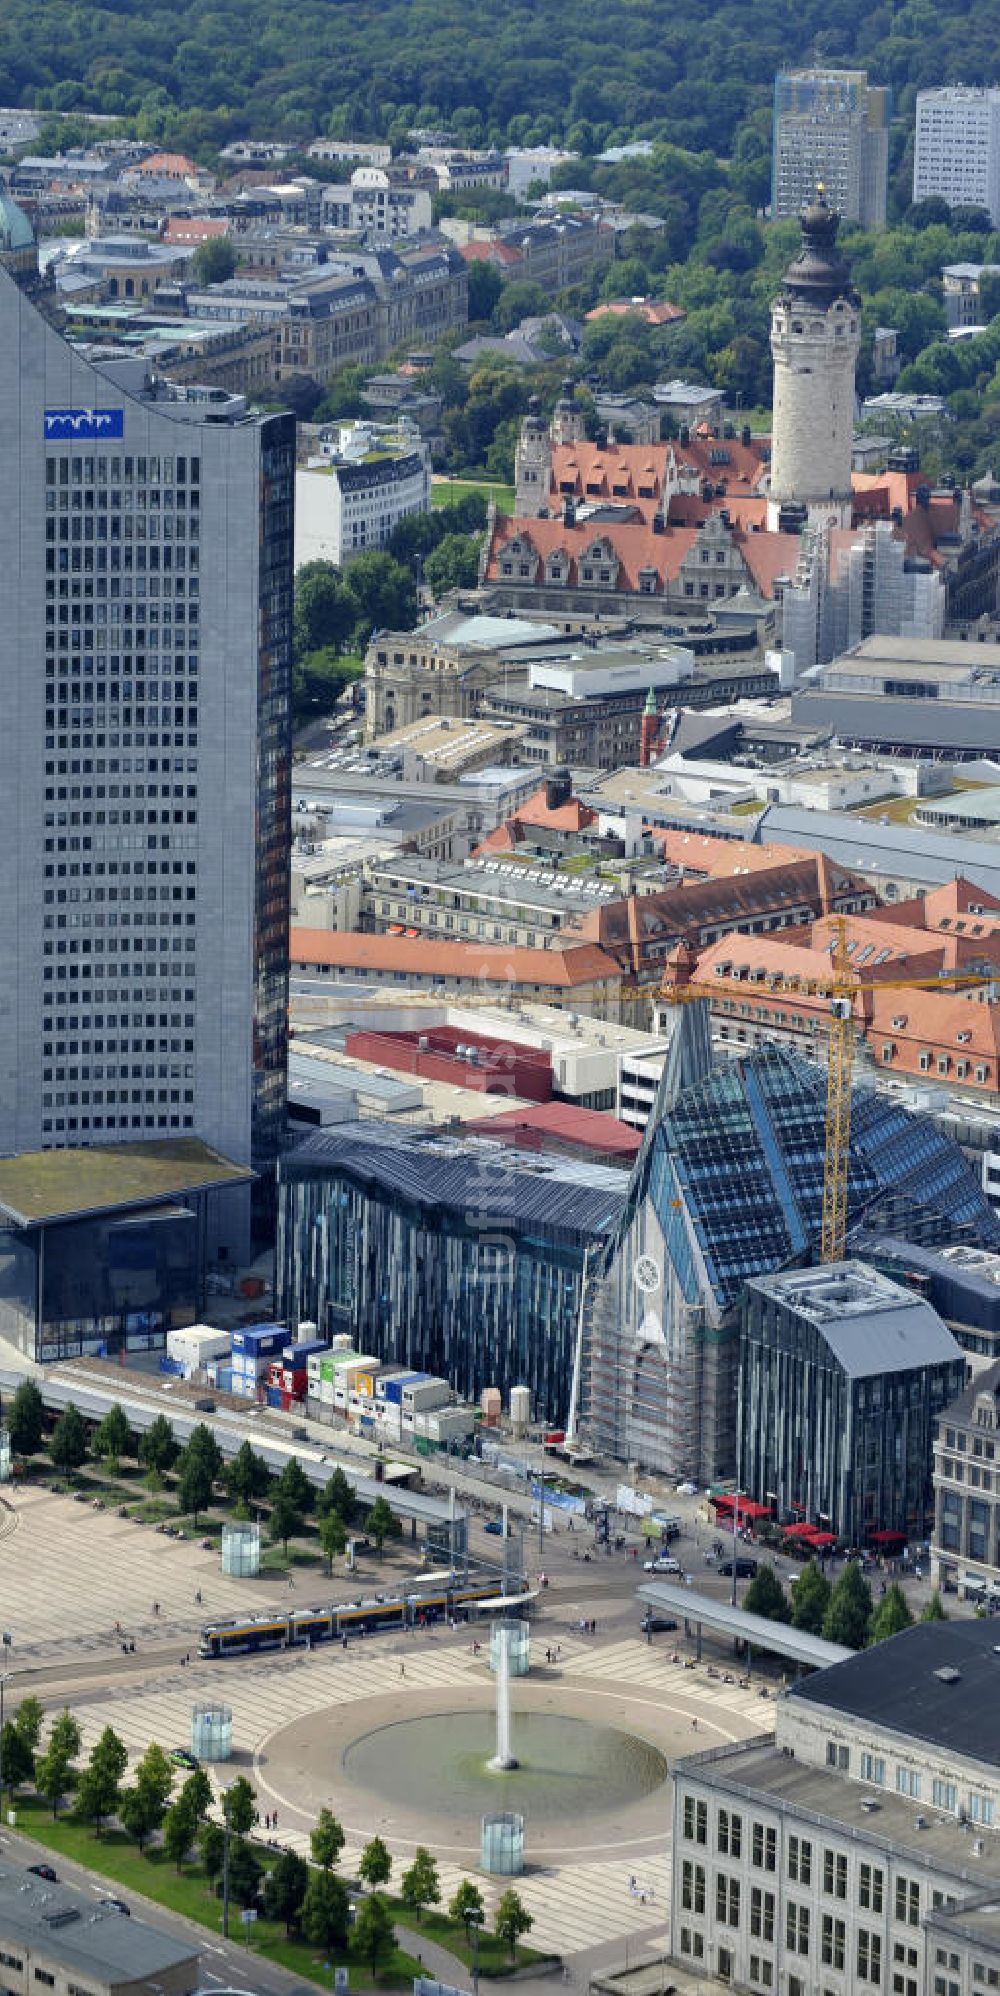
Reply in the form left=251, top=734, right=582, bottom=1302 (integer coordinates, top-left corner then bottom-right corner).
left=767, top=192, right=861, bottom=530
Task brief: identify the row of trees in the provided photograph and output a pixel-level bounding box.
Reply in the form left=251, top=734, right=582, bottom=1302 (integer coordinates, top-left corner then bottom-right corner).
left=5, top=1384, right=403, bottom=1559
left=11, top=1705, right=532, bottom=1969
left=744, top=1559, right=946, bottom=1651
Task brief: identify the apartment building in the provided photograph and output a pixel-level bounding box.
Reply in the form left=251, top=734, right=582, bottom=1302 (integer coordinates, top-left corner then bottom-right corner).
left=914, top=88, right=1000, bottom=227
left=772, top=68, right=889, bottom=226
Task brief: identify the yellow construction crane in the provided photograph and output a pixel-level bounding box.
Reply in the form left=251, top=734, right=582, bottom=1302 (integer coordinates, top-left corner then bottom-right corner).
left=661, top=917, right=997, bottom=1263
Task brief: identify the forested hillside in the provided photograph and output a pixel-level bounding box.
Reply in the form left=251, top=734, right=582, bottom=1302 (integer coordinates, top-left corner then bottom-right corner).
left=1, top=0, right=995, bottom=160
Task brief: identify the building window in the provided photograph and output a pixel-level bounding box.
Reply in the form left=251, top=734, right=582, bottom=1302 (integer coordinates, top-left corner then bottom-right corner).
left=969, top=1793, right=995, bottom=1826
left=718, top=1809, right=742, bottom=1857
left=750, top=1887, right=775, bottom=1941
left=752, top=1822, right=777, bottom=1870
left=826, top=1742, right=850, bottom=1770
left=895, top=1767, right=921, bottom=1799
left=683, top=1796, right=707, bottom=1845
left=681, top=1861, right=705, bottom=1914
left=788, top=1835, right=812, bottom=1884
left=749, top=1955, right=773, bottom=1989
left=933, top=1778, right=957, bottom=1812
left=858, top=1931, right=882, bottom=1984
left=860, top=1863, right=884, bottom=1913
left=861, top=1753, right=886, bottom=1785
left=823, top=1849, right=847, bottom=1899
left=786, top=1903, right=810, bottom=1953
left=715, top=1875, right=740, bottom=1926
left=822, top=1915, right=846, bottom=1970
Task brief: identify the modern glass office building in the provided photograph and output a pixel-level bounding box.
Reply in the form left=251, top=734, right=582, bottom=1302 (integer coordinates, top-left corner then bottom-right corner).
left=0, top=260, right=294, bottom=1254
left=275, top=1123, right=626, bottom=1424
left=583, top=1007, right=1000, bottom=1482
left=739, top=1262, right=966, bottom=1543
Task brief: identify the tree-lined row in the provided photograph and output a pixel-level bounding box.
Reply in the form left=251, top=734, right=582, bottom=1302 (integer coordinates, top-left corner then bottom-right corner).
left=4, top=1386, right=402, bottom=1557
left=744, top=1559, right=946, bottom=1650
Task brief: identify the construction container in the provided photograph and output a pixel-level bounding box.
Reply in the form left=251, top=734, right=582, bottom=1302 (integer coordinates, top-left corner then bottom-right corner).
left=481, top=1387, right=502, bottom=1427
left=167, top=1325, right=231, bottom=1370
left=403, top=1377, right=451, bottom=1415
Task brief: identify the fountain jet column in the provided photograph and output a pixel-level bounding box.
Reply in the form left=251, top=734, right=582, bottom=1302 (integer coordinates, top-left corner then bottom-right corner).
left=489, top=1622, right=518, bottom=1771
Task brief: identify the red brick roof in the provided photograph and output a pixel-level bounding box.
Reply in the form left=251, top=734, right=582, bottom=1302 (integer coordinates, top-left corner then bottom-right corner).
left=462, top=1100, right=642, bottom=1159
left=133, top=152, right=201, bottom=177
left=562, top=857, right=871, bottom=975
left=290, top=928, right=622, bottom=987
left=486, top=509, right=798, bottom=599
left=648, top=829, right=813, bottom=876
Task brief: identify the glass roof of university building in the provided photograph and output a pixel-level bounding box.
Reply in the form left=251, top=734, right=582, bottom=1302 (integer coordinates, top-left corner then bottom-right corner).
left=646, top=1045, right=1000, bottom=1314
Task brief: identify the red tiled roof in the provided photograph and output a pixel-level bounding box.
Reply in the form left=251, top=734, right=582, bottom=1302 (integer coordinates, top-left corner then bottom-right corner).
left=648, top=830, right=813, bottom=876
left=133, top=151, right=200, bottom=176
left=290, top=928, right=622, bottom=987
left=514, top=783, right=597, bottom=833
left=461, top=1100, right=642, bottom=1159
left=459, top=239, right=521, bottom=266
left=486, top=509, right=798, bottom=599
left=163, top=217, right=228, bottom=244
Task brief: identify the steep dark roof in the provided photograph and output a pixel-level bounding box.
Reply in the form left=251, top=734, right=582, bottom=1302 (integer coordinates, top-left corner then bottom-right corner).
left=790, top=1619, right=1000, bottom=1767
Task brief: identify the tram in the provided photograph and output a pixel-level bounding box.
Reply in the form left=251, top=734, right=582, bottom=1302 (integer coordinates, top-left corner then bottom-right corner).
left=198, top=1577, right=498, bottom=1659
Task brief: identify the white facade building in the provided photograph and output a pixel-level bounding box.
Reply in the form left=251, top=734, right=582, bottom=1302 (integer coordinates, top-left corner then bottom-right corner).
left=672, top=1619, right=1000, bottom=1996
left=914, top=88, right=1000, bottom=227
left=768, top=193, right=862, bottom=530
left=294, top=422, right=431, bottom=568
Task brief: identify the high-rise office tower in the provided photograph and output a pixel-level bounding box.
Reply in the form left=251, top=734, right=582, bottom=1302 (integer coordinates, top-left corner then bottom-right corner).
left=0, top=256, right=294, bottom=1255
left=913, top=86, right=1000, bottom=227
left=767, top=192, right=861, bottom=532
left=772, top=68, right=889, bottom=228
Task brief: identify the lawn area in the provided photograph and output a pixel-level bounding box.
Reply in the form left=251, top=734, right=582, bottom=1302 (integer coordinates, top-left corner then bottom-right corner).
left=386, top=1898, right=552, bottom=1978
left=12, top=1798, right=422, bottom=1989
left=432, top=475, right=515, bottom=513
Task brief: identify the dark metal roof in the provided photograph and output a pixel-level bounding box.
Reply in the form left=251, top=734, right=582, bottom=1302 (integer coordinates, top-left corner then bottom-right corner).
left=638, top=1580, right=852, bottom=1669
left=280, top=1121, right=626, bottom=1238
left=790, top=1619, right=1000, bottom=1766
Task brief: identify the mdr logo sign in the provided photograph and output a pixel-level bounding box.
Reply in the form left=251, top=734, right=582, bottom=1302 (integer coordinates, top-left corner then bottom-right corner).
left=43, top=408, right=125, bottom=439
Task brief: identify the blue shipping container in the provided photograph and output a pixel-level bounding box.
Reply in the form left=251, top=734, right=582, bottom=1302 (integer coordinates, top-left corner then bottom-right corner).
left=266, top=1385, right=283, bottom=1407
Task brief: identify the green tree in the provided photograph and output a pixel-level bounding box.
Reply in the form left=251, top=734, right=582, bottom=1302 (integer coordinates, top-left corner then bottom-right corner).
left=50, top=1403, right=88, bottom=1478
left=199, top=1818, right=225, bottom=1885
left=320, top=1509, right=348, bottom=1573
left=343, top=550, right=418, bottom=642
left=14, top=1697, right=43, bottom=1754
left=75, top=1725, right=128, bottom=1833
left=185, top=1422, right=222, bottom=1480
left=7, top=1380, right=44, bottom=1456
left=352, top=1889, right=396, bottom=1979
left=0, top=1720, right=34, bottom=1797
left=790, top=1561, right=832, bottom=1636
left=318, top=1466, right=356, bottom=1524
left=922, top=1590, right=948, bottom=1622
left=35, top=1709, right=81, bottom=1817
left=228, top=1836, right=263, bottom=1908
left=823, top=1562, right=873, bottom=1650
left=870, top=1583, right=914, bottom=1645
left=467, top=260, right=505, bottom=322
left=177, top=1450, right=215, bottom=1525
left=179, top=1767, right=213, bottom=1821
left=139, top=1414, right=178, bottom=1475
left=294, top=561, right=356, bottom=658
left=743, top=1563, right=791, bottom=1625
left=424, top=532, right=483, bottom=598
left=263, top=1848, right=309, bottom=1934
left=225, top=1439, right=271, bottom=1508
left=93, top=1403, right=131, bottom=1471
left=225, top=1774, right=257, bottom=1836
left=358, top=1833, right=392, bottom=1887
left=276, top=1454, right=314, bottom=1515
left=302, top=1866, right=351, bottom=1951
left=269, top=1487, right=303, bottom=1556
left=495, top=1886, right=533, bottom=1961
left=125, top=1740, right=174, bottom=1848
left=163, top=1795, right=198, bottom=1868
left=367, top=1494, right=401, bottom=1558
left=311, top=1805, right=346, bottom=1871
left=400, top=1846, right=440, bottom=1922
left=193, top=236, right=237, bottom=285
left=449, top=1880, right=485, bottom=1929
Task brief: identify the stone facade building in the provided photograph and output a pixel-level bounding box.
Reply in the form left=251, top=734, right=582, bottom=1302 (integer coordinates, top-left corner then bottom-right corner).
left=767, top=192, right=862, bottom=530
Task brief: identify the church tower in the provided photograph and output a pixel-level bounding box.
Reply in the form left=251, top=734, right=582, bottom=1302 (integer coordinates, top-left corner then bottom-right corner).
left=550, top=378, right=586, bottom=446
left=514, top=396, right=552, bottom=516
left=767, top=189, right=861, bottom=532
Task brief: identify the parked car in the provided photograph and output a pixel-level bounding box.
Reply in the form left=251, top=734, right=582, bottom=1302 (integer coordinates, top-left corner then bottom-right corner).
left=484, top=1519, right=507, bottom=1536
left=641, top=1614, right=679, bottom=1634
left=719, top=1557, right=758, bottom=1579
left=643, top=1554, right=682, bottom=1574
left=27, top=1865, right=57, bottom=1882
left=169, top=1747, right=200, bottom=1770
left=99, top=1898, right=130, bottom=1916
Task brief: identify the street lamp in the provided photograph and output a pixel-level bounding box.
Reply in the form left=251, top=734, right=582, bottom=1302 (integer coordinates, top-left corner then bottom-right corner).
left=0, top=1632, right=13, bottom=1811
left=221, top=1786, right=231, bottom=1940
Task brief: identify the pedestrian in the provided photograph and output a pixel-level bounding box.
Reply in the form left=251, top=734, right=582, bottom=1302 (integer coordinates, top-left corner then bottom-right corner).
left=342, top=1632, right=348, bottom=1649
left=195, top=1589, right=202, bottom=1605
left=273, top=1810, right=278, bottom=1828
left=400, top=1661, right=405, bottom=1677
left=692, top=1716, right=698, bottom=1731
